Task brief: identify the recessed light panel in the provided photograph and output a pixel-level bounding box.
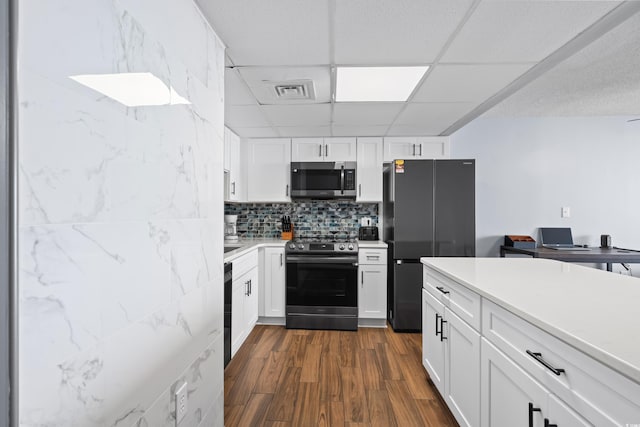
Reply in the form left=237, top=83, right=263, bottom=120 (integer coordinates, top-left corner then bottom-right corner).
left=69, top=72, right=190, bottom=107
left=336, top=66, right=429, bottom=102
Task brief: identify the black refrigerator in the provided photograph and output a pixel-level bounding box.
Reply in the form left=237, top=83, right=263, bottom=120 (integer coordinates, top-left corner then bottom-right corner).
left=383, top=159, right=475, bottom=331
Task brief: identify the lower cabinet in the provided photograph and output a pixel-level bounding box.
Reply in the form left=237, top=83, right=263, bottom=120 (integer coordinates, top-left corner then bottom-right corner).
left=358, top=247, right=387, bottom=326
left=231, top=263, right=258, bottom=357
left=422, top=288, right=480, bottom=427
left=261, top=247, right=286, bottom=319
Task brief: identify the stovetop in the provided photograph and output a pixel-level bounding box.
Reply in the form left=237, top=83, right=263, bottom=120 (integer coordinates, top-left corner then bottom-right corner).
left=286, top=237, right=358, bottom=253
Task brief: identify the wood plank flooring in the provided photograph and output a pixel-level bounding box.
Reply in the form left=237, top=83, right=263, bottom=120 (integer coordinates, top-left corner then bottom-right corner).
left=224, top=325, right=459, bottom=427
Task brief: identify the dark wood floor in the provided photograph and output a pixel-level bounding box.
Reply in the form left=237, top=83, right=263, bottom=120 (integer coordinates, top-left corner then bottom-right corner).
left=224, top=325, right=459, bottom=427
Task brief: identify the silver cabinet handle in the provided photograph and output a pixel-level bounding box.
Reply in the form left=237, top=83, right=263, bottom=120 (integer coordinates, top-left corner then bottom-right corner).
left=231, top=182, right=236, bottom=195
left=358, top=184, right=362, bottom=197
left=412, top=143, right=416, bottom=156
left=286, top=184, right=289, bottom=197
left=361, top=271, right=364, bottom=287
left=418, top=143, right=423, bottom=156
left=367, top=255, right=380, bottom=261
left=319, top=144, right=322, bottom=157
left=245, top=280, right=250, bottom=296
left=280, top=253, right=283, bottom=267
left=325, top=144, right=328, bottom=157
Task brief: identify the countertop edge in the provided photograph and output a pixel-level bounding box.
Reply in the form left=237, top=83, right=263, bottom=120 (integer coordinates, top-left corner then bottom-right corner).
left=224, top=240, right=287, bottom=262
left=420, top=257, right=640, bottom=385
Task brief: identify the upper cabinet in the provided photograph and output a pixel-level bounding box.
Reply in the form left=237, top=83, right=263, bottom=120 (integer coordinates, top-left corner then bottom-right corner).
left=224, top=127, right=244, bottom=202
left=292, top=137, right=356, bottom=162
left=356, top=137, right=383, bottom=202
left=383, top=136, right=450, bottom=162
left=246, top=138, right=292, bottom=202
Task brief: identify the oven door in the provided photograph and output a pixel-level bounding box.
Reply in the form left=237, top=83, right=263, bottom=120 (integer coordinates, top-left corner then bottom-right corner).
left=286, top=254, right=358, bottom=330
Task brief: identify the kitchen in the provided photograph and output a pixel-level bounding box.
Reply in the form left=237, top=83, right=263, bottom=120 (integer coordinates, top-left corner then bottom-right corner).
left=5, top=1, right=640, bottom=427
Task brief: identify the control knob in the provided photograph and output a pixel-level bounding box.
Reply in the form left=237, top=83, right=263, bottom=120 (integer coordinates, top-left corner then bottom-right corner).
left=338, top=244, right=345, bottom=250
left=298, top=243, right=304, bottom=250
left=348, top=244, right=354, bottom=250
left=288, top=243, right=296, bottom=250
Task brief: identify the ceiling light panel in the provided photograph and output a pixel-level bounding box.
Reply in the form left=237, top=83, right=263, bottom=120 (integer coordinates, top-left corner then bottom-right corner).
left=336, top=66, right=429, bottom=102
left=441, top=1, right=619, bottom=63
left=334, top=0, right=475, bottom=64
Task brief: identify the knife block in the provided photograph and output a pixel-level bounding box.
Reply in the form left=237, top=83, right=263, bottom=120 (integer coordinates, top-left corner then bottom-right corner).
left=281, top=224, right=294, bottom=240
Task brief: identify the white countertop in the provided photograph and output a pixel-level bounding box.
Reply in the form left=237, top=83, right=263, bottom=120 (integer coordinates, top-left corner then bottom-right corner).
left=224, top=238, right=287, bottom=262
left=357, top=240, right=388, bottom=248
left=421, top=257, right=640, bottom=384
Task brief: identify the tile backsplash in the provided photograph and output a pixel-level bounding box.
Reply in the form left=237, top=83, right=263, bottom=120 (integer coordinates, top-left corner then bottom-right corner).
left=225, top=201, right=379, bottom=239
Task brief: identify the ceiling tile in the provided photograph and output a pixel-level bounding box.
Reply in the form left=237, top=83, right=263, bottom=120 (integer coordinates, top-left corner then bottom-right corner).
left=196, top=0, right=330, bottom=66
left=334, top=0, right=475, bottom=65
left=237, top=66, right=331, bottom=104
left=332, top=103, right=404, bottom=125
left=412, top=64, right=533, bottom=103
left=441, top=1, right=619, bottom=63
left=262, top=104, right=331, bottom=127
left=225, top=68, right=258, bottom=106
left=331, top=125, right=391, bottom=137
left=226, top=105, right=271, bottom=128
left=392, top=102, right=477, bottom=134
left=277, top=126, right=332, bottom=137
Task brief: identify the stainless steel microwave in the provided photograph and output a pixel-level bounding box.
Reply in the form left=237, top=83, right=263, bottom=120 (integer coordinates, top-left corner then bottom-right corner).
left=290, top=161, right=357, bottom=199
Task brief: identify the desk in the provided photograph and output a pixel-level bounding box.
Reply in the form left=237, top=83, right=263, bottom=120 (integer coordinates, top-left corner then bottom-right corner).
left=499, top=246, right=640, bottom=272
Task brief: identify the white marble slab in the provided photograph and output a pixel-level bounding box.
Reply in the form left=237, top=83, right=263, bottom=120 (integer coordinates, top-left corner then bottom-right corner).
left=421, top=257, right=640, bottom=384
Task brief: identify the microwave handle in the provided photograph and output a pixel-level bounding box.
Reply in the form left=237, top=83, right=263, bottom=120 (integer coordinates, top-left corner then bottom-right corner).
left=340, top=165, right=345, bottom=195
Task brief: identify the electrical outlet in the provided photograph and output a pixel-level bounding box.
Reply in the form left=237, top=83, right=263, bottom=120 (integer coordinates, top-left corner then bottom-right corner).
left=561, top=206, right=570, bottom=218
left=175, top=382, right=188, bottom=426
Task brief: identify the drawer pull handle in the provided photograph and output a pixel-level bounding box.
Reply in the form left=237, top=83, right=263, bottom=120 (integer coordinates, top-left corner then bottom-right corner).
left=526, top=350, right=565, bottom=376
left=436, top=286, right=450, bottom=295
left=528, top=403, right=541, bottom=427
left=435, top=313, right=441, bottom=337
left=544, top=419, right=558, bottom=427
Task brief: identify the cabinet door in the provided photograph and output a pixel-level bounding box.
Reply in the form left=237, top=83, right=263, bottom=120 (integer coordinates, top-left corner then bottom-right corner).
left=481, top=338, right=548, bottom=427
left=244, top=267, right=259, bottom=330
left=231, top=277, right=247, bottom=357
left=546, top=394, right=591, bottom=427
left=356, top=137, right=383, bottom=202
left=422, top=288, right=446, bottom=394
left=324, top=137, right=356, bottom=161
left=383, top=137, right=417, bottom=162
left=247, top=138, right=291, bottom=202
left=414, top=137, right=450, bottom=159
left=358, top=264, right=387, bottom=319
left=291, top=137, right=323, bottom=161
left=263, top=247, right=286, bottom=318
left=445, top=307, right=481, bottom=427
left=224, top=127, right=232, bottom=170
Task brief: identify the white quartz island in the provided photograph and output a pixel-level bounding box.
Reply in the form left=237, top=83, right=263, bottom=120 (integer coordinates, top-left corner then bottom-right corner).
left=420, top=257, right=640, bottom=427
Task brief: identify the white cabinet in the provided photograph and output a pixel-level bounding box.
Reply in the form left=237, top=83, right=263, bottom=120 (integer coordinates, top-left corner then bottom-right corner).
left=383, top=136, right=450, bottom=161
left=224, top=127, right=243, bottom=202
left=231, top=250, right=259, bottom=357
left=261, top=247, right=286, bottom=319
left=422, top=288, right=480, bottom=427
left=246, top=138, right=291, bottom=202
left=356, top=137, right=383, bottom=202
left=357, top=248, right=387, bottom=324
left=291, top=137, right=356, bottom=162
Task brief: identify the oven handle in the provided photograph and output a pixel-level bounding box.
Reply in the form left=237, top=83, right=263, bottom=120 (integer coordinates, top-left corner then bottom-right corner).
left=286, top=255, right=358, bottom=265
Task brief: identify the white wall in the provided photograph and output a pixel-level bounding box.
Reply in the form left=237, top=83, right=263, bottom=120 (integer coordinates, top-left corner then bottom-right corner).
left=18, top=1, right=225, bottom=425
left=451, top=116, right=640, bottom=276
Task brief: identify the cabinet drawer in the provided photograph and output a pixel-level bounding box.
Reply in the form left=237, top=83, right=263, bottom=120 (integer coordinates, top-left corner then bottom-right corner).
left=483, top=299, right=640, bottom=426
left=358, top=249, right=386, bottom=265
left=423, top=268, right=481, bottom=331
left=233, top=249, right=258, bottom=278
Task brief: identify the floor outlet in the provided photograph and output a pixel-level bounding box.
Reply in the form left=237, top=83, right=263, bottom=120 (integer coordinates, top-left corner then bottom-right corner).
left=175, top=382, right=188, bottom=426
left=561, top=206, right=570, bottom=218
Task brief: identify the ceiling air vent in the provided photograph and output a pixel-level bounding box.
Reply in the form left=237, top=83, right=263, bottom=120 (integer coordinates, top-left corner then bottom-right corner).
left=266, top=79, right=316, bottom=102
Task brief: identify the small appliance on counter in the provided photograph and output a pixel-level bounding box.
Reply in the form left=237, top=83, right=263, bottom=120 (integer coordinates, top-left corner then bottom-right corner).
left=224, top=215, right=238, bottom=241
left=358, top=217, right=378, bottom=241
left=504, top=235, right=536, bottom=249
left=281, top=215, right=294, bottom=240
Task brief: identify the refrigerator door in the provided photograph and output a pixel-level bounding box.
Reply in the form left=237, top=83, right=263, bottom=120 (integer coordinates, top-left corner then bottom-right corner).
left=390, top=260, right=423, bottom=331
left=434, top=160, right=476, bottom=256
left=392, top=160, right=434, bottom=259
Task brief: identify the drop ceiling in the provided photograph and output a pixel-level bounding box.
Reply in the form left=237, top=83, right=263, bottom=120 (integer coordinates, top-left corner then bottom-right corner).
left=195, top=0, right=640, bottom=138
